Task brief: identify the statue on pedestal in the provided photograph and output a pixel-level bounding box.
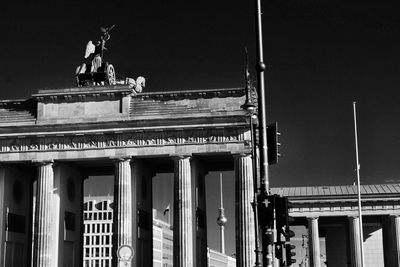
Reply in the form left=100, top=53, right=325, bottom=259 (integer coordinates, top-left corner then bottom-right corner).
left=75, top=26, right=146, bottom=94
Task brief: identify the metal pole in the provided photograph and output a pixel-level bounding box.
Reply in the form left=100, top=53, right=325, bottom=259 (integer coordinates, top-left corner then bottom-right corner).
left=254, top=0, right=272, bottom=265
left=219, top=173, right=225, bottom=254
left=353, top=101, right=365, bottom=267
left=251, top=115, right=262, bottom=267
left=255, top=0, right=269, bottom=195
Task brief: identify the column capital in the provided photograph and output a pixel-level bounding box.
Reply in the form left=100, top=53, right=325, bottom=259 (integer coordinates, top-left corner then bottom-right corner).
left=110, top=156, right=132, bottom=162
left=232, top=151, right=252, bottom=158
left=389, top=214, right=400, bottom=219
left=170, top=154, right=192, bottom=161
left=32, top=159, right=54, bottom=166
left=347, top=215, right=360, bottom=220
left=307, top=216, right=319, bottom=221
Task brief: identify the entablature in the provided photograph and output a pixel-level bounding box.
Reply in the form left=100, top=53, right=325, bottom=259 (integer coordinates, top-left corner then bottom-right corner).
left=288, top=196, right=400, bottom=217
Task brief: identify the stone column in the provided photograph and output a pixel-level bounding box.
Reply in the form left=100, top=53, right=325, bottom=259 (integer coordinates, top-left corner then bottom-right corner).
left=173, top=156, right=193, bottom=267
left=307, top=217, right=320, bottom=267
left=33, top=161, right=55, bottom=267
left=348, top=216, right=362, bottom=267
left=113, top=157, right=133, bottom=265
left=234, top=153, right=255, bottom=267
left=390, top=215, right=400, bottom=266
left=383, top=215, right=400, bottom=267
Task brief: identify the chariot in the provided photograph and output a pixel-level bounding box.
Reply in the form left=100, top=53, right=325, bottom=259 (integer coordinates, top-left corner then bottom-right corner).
left=76, top=61, right=116, bottom=87
left=75, top=25, right=116, bottom=87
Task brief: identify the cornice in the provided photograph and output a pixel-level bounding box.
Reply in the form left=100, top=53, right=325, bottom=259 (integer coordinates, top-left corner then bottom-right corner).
left=31, top=87, right=245, bottom=102
left=33, top=85, right=132, bottom=101
left=135, top=87, right=245, bottom=101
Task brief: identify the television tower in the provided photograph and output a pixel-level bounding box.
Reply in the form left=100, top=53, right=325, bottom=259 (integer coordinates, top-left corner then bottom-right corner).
left=216, top=173, right=228, bottom=254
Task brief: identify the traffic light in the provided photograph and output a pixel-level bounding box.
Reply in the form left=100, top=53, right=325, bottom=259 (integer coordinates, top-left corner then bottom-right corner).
left=275, top=197, right=296, bottom=266
left=285, top=198, right=296, bottom=266
left=285, top=243, right=296, bottom=266
left=267, top=122, right=281, bottom=164
left=275, top=196, right=286, bottom=241
left=257, top=194, right=275, bottom=228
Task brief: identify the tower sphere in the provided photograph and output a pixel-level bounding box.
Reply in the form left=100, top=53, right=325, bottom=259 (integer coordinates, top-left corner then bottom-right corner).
left=217, top=210, right=227, bottom=226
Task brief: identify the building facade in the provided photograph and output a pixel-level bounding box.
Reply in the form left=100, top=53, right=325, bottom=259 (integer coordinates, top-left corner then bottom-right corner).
left=83, top=196, right=114, bottom=267
left=152, top=209, right=173, bottom=267
left=273, top=184, right=400, bottom=267
left=0, top=85, right=253, bottom=267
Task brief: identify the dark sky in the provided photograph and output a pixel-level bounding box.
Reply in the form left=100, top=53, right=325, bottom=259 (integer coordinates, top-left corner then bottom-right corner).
left=2, top=0, right=400, bottom=188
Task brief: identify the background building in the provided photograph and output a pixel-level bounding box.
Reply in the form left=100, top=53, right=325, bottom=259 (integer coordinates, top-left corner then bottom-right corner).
left=83, top=196, right=114, bottom=267
left=83, top=198, right=236, bottom=267
left=153, top=209, right=173, bottom=267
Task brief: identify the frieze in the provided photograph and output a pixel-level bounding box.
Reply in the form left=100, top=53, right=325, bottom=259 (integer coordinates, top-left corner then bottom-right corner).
left=0, top=128, right=248, bottom=153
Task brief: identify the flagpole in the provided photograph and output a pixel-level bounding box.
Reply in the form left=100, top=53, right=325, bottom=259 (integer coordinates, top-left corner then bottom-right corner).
left=353, top=101, right=365, bottom=267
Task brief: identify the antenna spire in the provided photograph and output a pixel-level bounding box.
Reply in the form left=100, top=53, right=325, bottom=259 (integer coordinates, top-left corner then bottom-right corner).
left=216, top=173, right=227, bottom=254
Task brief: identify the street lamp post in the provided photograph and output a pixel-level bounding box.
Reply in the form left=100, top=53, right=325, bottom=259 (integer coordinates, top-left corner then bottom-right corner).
left=254, top=0, right=273, bottom=266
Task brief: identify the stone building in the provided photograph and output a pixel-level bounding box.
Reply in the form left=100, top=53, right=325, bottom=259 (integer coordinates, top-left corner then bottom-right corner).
left=0, top=84, right=398, bottom=267
left=273, top=184, right=400, bottom=267
left=0, top=85, right=254, bottom=267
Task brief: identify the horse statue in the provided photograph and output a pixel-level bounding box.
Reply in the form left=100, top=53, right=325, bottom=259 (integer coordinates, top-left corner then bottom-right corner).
left=126, top=76, right=146, bottom=94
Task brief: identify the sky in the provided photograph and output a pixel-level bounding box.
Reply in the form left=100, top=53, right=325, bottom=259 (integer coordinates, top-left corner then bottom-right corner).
left=2, top=0, right=400, bottom=187
left=4, top=0, right=400, bottom=257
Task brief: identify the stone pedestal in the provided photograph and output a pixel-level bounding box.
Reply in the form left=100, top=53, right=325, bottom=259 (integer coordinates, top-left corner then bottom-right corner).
left=348, top=216, right=362, bottom=267
left=113, top=157, right=133, bottom=266
left=33, top=161, right=55, bottom=267
left=173, top=156, right=193, bottom=267
left=307, top=217, right=320, bottom=267
left=234, top=153, right=255, bottom=267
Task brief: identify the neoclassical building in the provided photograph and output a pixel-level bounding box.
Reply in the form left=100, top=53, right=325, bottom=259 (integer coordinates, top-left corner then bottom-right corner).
left=273, top=184, right=400, bottom=267
left=0, top=85, right=255, bottom=267
left=0, top=84, right=398, bottom=267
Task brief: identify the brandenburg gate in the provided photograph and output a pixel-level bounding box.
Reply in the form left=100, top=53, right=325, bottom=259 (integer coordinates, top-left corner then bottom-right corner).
left=0, top=86, right=256, bottom=267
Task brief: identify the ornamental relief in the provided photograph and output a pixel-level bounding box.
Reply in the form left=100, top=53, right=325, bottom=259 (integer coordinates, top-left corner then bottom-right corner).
left=0, top=128, right=247, bottom=153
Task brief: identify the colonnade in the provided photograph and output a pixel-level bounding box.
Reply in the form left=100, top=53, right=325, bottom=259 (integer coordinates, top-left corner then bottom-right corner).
left=1, top=152, right=255, bottom=267
left=306, top=215, right=400, bottom=267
